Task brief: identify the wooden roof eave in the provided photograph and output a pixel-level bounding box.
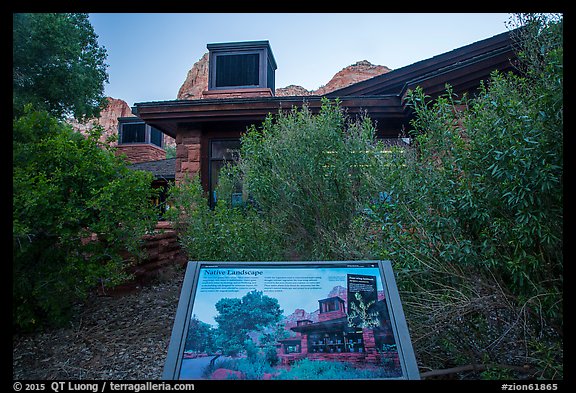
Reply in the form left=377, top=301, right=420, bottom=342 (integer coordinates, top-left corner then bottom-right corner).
left=398, top=49, right=518, bottom=105
left=134, top=95, right=404, bottom=138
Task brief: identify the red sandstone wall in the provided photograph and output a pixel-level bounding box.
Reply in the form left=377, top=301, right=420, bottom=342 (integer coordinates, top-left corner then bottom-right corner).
left=116, top=143, right=167, bottom=164
left=175, top=129, right=202, bottom=183
left=201, top=87, right=274, bottom=99
left=131, top=221, right=188, bottom=281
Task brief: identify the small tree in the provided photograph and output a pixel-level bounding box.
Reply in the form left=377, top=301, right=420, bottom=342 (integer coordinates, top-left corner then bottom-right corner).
left=185, top=316, right=217, bottom=354
left=168, top=99, right=389, bottom=262
left=213, top=290, right=283, bottom=357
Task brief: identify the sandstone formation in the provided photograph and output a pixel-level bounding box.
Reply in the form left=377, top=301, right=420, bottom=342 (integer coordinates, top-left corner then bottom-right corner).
left=313, top=60, right=391, bottom=96
left=68, top=97, right=135, bottom=146
left=69, top=97, right=176, bottom=149
left=275, top=84, right=312, bottom=97
left=176, top=53, right=391, bottom=100
left=177, top=52, right=209, bottom=100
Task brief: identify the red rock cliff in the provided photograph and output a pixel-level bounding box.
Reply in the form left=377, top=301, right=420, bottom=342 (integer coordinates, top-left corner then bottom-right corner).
left=313, top=60, right=391, bottom=96
left=69, top=97, right=135, bottom=146
left=176, top=53, right=391, bottom=99
left=69, top=97, right=175, bottom=149
left=177, top=52, right=209, bottom=100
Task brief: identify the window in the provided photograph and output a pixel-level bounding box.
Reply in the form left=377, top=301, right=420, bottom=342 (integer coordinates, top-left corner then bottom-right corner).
left=118, top=120, right=164, bottom=148
left=150, top=127, right=164, bottom=147
left=319, top=297, right=344, bottom=313
left=307, top=332, right=365, bottom=354
left=207, top=41, right=277, bottom=91
left=215, top=53, right=260, bottom=88
left=209, top=139, right=241, bottom=207
left=120, top=123, right=146, bottom=144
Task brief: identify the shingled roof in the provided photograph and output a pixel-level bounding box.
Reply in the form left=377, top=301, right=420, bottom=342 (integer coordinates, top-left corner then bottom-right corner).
left=128, top=158, right=176, bottom=180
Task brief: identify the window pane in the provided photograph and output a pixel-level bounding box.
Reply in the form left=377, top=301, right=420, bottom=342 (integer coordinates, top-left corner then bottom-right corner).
left=215, top=53, right=259, bottom=87
left=121, top=123, right=146, bottom=143
left=210, top=140, right=241, bottom=160
left=267, top=60, right=275, bottom=91
left=150, top=127, right=163, bottom=147
left=210, top=160, right=225, bottom=205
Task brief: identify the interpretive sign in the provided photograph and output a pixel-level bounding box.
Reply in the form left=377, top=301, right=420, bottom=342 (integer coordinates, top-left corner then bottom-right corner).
left=163, top=260, right=420, bottom=380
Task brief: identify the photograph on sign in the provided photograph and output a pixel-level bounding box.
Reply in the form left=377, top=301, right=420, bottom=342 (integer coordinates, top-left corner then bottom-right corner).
left=165, top=261, right=418, bottom=380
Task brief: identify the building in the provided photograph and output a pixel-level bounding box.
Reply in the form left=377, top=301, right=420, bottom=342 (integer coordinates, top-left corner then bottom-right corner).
left=130, top=30, right=519, bottom=205
left=276, top=275, right=401, bottom=376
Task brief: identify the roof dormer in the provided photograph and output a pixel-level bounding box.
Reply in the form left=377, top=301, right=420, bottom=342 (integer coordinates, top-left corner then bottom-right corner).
left=203, top=40, right=277, bottom=99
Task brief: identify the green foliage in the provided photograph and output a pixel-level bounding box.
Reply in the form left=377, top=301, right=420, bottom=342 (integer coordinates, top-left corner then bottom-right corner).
left=347, top=292, right=379, bottom=328
left=372, top=13, right=562, bottom=378
left=13, top=13, right=108, bottom=121
left=13, top=108, right=158, bottom=331
left=168, top=99, right=388, bottom=262
left=213, top=290, right=283, bottom=357
left=238, top=98, right=387, bottom=260
left=185, top=316, right=217, bottom=354
left=276, top=358, right=389, bottom=380
left=166, top=173, right=284, bottom=261
left=164, top=144, right=177, bottom=159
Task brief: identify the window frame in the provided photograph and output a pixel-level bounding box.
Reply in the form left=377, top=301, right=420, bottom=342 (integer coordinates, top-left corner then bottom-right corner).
left=213, top=52, right=261, bottom=89
left=118, top=120, right=164, bottom=149
left=208, top=49, right=268, bottom=90
left=208, top=138, right=242, bottom=208
left=207, top=41, right=277, bottom=92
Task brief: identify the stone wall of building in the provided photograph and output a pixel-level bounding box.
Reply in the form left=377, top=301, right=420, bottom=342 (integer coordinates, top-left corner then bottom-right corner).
left=201, top=87, right=273, bottom=99
left=175, top=129, right=202, bottom=183
left=116, top=143, right=167, bottom=164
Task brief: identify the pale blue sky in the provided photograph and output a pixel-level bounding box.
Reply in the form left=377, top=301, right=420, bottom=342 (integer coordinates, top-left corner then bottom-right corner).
left=89, top=13, right=514, bottom=107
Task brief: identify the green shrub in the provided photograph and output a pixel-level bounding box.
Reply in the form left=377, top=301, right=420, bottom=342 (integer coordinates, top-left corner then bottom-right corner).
left=277, top=358, right=388, bottom=380
left=166, top=173, right=283, bottom=262
left=372, top=13, right=562, bottom=379
left=168, top=99, right=389, bottom=262
left=237, top=98, right=388, bottom=260
left=13, top=108, right=158, bottom=331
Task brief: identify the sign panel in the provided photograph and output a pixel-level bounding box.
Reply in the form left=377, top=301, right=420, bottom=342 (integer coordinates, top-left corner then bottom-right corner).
left=163, top=260, right=419, bottom=380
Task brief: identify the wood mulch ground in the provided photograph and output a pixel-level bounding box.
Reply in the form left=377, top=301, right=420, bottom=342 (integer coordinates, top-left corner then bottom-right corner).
left=12, top=267, right=185, bottom=380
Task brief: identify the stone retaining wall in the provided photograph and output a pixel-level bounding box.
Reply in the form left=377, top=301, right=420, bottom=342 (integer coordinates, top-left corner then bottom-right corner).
left=130, top=221, right=188, bottom=281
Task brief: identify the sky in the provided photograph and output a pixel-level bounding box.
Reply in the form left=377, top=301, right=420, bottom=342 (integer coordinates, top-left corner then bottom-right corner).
left=88, top=13, right=514, bottom=107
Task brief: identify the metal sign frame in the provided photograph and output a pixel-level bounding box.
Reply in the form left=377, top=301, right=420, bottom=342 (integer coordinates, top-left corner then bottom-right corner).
left=163, top=260, right=420, bottom=380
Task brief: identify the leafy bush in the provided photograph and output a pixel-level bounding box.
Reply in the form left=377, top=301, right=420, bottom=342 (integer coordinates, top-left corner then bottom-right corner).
left=166, top=173, right=283, bottom=262
left=372, top=14, right=562, bottom=379
left=13, top=108, right=158, bottom=331
left=237, top=98, right=388, bottom=260
left=168, top=99, right=389, bottom=262
left=277, top=358, right=388, bottom=380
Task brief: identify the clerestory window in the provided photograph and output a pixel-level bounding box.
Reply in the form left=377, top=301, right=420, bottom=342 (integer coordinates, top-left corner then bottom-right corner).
left=118, top=120, right=164, bottom=148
